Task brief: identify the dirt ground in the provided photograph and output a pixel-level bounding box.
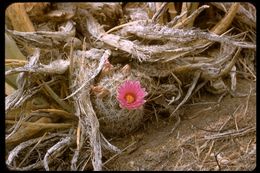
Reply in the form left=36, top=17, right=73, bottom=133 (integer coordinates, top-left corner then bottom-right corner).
left=103, top=78, right=256, bottom=171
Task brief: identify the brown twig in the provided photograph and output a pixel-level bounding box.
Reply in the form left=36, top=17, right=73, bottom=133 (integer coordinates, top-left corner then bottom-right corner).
left=41, top=79, right=73, bottom=113
left=200, top=140, right=215, bottom=170
left=170, top=71, right=201, bottom=117
left=152, top=2, right=168, bottom=23
left=210, top=3, right=240, bottom=35
left=238, top=58, right=256, bottom=80
left=18, top=132, right=47, bottom=167
left=204, top=126, right=255, bottom=140
left=6, top=120, right=74, bottom=129
left=186, top=106, right=213, bottom=120
left=32, top=108, right=76, bottom=120
left=102, top=141, right=137, bottom=166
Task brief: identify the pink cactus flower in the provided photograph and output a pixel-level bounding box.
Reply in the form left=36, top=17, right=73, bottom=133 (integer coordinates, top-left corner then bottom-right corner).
left=117, top=80, right=148, bottom=110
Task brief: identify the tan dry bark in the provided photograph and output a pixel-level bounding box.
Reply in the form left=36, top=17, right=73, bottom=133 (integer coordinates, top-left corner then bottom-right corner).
left=6, top=3, right=35, bottom=32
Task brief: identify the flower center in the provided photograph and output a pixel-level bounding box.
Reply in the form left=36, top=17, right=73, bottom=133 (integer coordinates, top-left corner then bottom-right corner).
left=125, top=93, right=135, bottom=103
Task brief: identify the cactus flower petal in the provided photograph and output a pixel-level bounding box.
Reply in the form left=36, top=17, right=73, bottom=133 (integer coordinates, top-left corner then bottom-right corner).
left=117, top=80, right=148, bottom=110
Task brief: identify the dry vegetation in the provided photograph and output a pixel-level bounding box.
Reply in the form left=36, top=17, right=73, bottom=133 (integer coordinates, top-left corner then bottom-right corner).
left=5, top=2, right=256, bottom=171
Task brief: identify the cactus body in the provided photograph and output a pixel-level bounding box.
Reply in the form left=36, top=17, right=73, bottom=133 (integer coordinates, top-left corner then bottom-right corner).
left=92, top=65, right=145, bottom=136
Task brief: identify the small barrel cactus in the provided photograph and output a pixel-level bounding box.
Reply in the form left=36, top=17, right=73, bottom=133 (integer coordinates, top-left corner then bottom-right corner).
left=91, top=61, right=149, bottom=136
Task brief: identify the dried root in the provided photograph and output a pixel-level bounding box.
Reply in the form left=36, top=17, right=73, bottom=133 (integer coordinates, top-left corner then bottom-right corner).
left=5, top=2, right=255, bottom=171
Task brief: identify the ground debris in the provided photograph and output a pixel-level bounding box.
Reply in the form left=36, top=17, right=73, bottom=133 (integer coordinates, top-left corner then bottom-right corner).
left=5, top=2, right=255, bottom=171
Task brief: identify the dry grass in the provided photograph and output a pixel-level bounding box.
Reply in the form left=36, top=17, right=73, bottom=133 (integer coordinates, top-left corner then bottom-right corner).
left=5, top=2, right=255, bottom=171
